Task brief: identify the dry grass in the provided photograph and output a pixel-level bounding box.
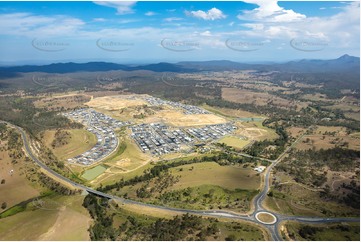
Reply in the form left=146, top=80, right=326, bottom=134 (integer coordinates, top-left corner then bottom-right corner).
left=42, top=128, right=97, bottom=161
left=286, top=127, right=305, bottom=139
left=296, top=135, right=359, bottom=151
left=91, top=137, right=151, bottom=186
left=264, top=180, right=358, bottom=217
left=0, top=150, right=40, bottom=211
left=0, top=195, right=91, bottom=241
left=34, top=94, right=90, bottom=110
left=295, top=126, right=359, bottom=151
left=170, top=162, right=260, bottom=190
left=302, top=93, right=333, bottom=102
left=324, top=103, right=360, bottom=112
left=344, top=112, right=360, bottom=121
left=257, top=213, right=275, bottom=223
left=37, top=196, right=91, bottom=241
left=119, top=202, right=181, bottom=219
left=242, top=83, right=289, bottom=92
left=218, top=136, right=250, bottom=149
left=222, top=87, right=305, bottom=110
left=201, top=104, right=264, bottom=119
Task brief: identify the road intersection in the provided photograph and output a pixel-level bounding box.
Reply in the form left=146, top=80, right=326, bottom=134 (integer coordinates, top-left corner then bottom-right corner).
left=5, top=121, right=359, bottom=241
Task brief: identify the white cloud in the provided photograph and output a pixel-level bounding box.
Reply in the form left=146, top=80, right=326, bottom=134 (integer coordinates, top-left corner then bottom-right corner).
left=200, top=30, right=212, bottom=37
left=0, top=12, right=85, bottom=37
left=93, top=17, right=106, bottom=22
left=145, top=11, right=156, bottom=16
left=239, top=0, right=306, bottom=22
left=239, top=1, right=359, bottom=50
left=163, top=17, right=183, bottom=22
left=93, top=1, right=136, bottom=15
left=242, top=23, right=264, bottom=31
left=117, top=19, right=140, bottom=24
left=0, top=1, right=358, bottom=59
left=185, top=7, right=226, bottom=21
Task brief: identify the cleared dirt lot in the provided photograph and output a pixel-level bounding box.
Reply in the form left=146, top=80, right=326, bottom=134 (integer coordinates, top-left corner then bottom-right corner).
left=145, top=110, right=227, bottom=127
left=87, top=95, right=227, bottom=127
left=234, top=121, right=278, bottom=141
left=85, top=95, right=148, bottom=110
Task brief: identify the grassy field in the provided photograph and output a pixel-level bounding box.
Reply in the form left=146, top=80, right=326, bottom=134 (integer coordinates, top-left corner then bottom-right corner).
left=155, top=184, right=258, bottom=212
left=114, top=162, right=260, bottom=213
left=324, top=103, right=360, bottom=112
left=34, top=94, right=91, bottom=110
left=295, top=126, right=359, bottom=151
left=301, top=93, right=334, bottom=102
left=281, top=221, right=360, bottom=241
left=257, top=213, right=275, bottom=223
left=264, top=183, right=359, bottom=217
left=105, top=137, right=150, bottom=172
left=201, top=104, right=264, bottom=119
left=218, top=136, right=250, bottom=149
left=296, top=135, right=360, bottom=151
left=43, top=128, right=97, bottom=161
left=286, top=127, right=305, bottom=139
left=0, top=150, right=40, bottom=212
left=170, top=162, right=260, bottom=190
left=90, top=153, right=206, bottom=188
left=222, top=87, right=306, bottom=110
left=345, top=112, right=360, bottom=121
left=90, top=137, right=152, bottom=186
left=0, top=195, right=91, bottom=240
left=81, top=165, right=107, bottom=181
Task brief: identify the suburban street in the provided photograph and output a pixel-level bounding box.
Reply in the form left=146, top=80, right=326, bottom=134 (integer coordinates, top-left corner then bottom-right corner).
left=5, top=121, right=360, bottom=241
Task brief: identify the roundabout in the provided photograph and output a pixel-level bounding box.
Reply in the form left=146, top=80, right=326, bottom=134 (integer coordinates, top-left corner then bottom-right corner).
left=7, top=121, right=359, bottom=241
left=255, top=212, right=277, bottom=225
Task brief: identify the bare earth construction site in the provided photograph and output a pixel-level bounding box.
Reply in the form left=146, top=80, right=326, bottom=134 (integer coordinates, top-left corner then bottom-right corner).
left=61, top=94, right=268, bottom=185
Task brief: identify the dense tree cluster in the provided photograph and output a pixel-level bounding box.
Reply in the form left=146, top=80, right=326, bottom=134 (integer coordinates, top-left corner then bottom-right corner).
left=82, top=194, right=221, bottom=241
left=51, top=129, right=71, bottom=148
left=0, top=96, right=82, bottom=137
left=276, top=147, right=360, bottom=209
left=38, top=173, right=81, bottom=195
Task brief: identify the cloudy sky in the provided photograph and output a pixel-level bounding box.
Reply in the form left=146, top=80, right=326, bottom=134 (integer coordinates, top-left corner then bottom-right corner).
left=0, top=0, right=359, bottom=64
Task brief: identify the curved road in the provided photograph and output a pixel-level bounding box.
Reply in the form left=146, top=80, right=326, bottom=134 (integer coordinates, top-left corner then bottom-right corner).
left=4, top=121, right=359, bottom=241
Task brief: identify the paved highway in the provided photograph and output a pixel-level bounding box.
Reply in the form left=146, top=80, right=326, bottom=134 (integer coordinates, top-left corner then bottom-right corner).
left=4, top=121, right=359, bottom=241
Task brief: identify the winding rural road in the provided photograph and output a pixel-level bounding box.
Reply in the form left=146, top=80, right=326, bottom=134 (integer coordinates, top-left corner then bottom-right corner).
left=3, top=121, right=359, bottom=241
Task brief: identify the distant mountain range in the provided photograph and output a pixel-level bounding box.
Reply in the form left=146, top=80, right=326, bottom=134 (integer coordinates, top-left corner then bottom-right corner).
left=0, top=54, right=359, bottom=74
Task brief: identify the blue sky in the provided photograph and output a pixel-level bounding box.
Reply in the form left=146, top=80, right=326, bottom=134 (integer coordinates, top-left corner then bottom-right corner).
left=0, top=1, right=359, bottom=64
